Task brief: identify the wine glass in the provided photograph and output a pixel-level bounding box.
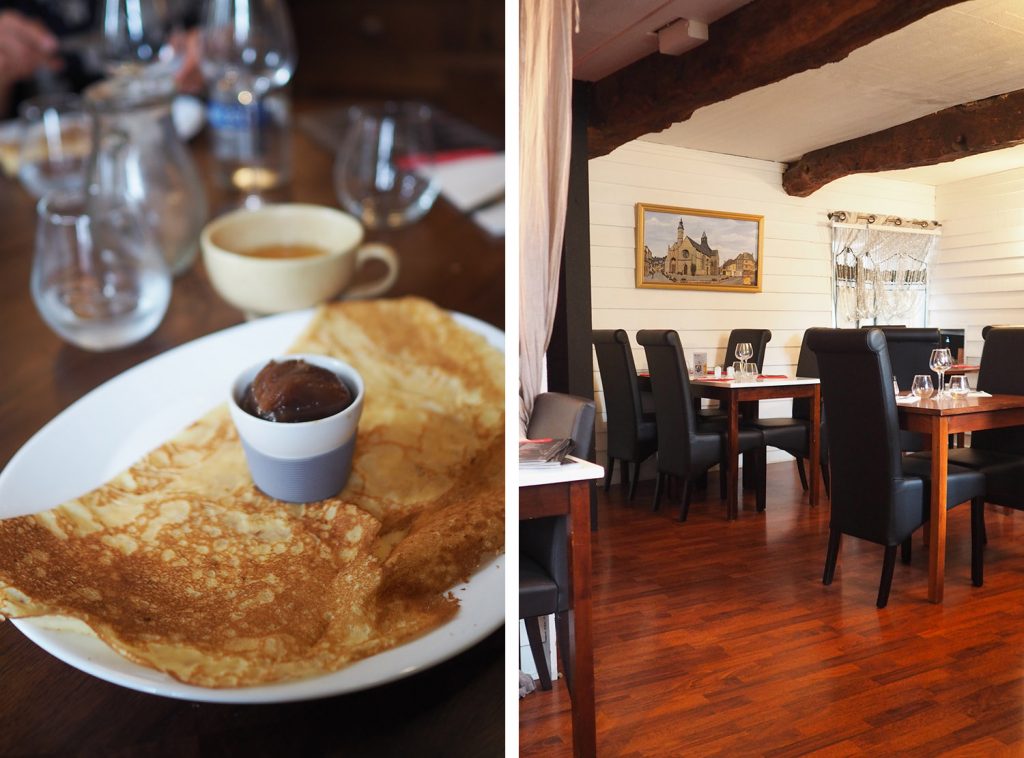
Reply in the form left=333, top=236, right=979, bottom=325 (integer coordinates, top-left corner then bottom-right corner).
left=100, top=0, right=180, bottom=80
left=333, top=102, right=440, bottom=228
left=911, top=374, right=934, bottom=400
left=735, top=342, right=753, bottom=363
left=929, top=348, right=953, bottom=398
left=200, top=0, right=296, bottom=94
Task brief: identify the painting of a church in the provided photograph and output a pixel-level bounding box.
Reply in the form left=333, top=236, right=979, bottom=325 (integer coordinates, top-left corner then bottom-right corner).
left=636, top=204, right=764, bottom=293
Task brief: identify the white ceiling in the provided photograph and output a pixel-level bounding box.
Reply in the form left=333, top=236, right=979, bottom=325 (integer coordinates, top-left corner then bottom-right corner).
left=577, top=0, right=1024, bottom=186
left=572, top=0, right=751, bottom=81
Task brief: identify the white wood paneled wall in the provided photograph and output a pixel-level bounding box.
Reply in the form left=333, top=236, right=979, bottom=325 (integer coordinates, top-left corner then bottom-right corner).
left=932, top=168, right=1024, bottom=364
left=589, top=140, right=935, bottom=481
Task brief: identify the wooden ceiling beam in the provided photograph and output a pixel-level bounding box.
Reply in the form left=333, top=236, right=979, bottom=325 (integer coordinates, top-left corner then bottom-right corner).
left=782, top=90, right=1024, bottom=196
left=587, top=0, right=970, bottom=159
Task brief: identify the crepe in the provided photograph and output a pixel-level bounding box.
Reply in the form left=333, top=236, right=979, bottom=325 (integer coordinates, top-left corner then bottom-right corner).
left=0, top=297, right=504, bottom=687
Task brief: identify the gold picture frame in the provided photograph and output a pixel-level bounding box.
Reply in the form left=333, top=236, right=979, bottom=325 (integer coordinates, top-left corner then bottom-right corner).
left=635, top=203, right=764, bottom=293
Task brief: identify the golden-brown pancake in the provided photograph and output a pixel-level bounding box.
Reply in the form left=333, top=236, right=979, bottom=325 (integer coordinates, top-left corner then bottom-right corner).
left=0, top=297, right=504, bottom=687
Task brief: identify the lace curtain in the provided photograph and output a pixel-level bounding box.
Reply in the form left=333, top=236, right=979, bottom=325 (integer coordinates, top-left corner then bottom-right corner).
left=830, top=212, right=939, bottom=323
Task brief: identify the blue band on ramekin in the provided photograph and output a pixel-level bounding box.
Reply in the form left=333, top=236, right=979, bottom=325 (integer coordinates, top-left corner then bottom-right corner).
left=240, top=437, right=356, bottom=503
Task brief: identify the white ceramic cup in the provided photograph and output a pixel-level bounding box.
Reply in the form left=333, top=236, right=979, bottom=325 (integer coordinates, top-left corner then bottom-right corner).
left=201, top=203, right=399, bottom=317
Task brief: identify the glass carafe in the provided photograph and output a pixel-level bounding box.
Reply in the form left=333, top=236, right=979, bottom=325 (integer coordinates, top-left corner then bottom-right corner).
left=84, top=77, right=207, bottom=276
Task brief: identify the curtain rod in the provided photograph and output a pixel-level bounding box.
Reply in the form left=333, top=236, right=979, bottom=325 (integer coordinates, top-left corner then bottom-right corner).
left=828, top=211, right=941, bottom=229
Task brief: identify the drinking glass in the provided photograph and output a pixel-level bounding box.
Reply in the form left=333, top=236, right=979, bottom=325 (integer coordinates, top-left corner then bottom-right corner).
left=333, top=101, right=440, bottom=229
left=948, top=375, right=970, bottom=398
left=735, top=342, right=753, bottom=363
left=31, top=190, right=171, bottom=351
left=17, top=94, right=91, bottom=198
left=911, top=374, right=934, bottom=400
left=929, top=348, right=953, bottom=397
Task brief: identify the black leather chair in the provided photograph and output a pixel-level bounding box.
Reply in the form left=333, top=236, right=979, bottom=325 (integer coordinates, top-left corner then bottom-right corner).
left=699, top=328, right=772, bottom=421
left=749, top=330, right=830, bottom=496
left=982, top=324, right=1024, bottom=340
left=637, top=329, right=766, bottom=520
left=592, top=330, right=658, bottom=501
left=944, top=328, right=1024, bottom=543
left=806, top=328, right=986, bottom=607
left=725, top=328, right=772, bottom=372
left=520, top=392, right=595, bottom=690
left=878, top=327, right=941, bottom=391
left=878, top=326, right=941, bottom=453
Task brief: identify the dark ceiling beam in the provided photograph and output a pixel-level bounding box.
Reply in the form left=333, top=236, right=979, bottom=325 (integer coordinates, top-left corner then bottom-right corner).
left=587, top=0, right=971, bottom=159
left=783, top=89, right=1024, bottom=196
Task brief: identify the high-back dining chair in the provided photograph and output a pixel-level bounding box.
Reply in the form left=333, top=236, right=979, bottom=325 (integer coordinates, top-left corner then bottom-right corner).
left=520, top=392, right=594, bottom=690
left=637, top=329, right=766, bottom=520
left=982, top=324, right=1024, bottom=340
left=945, top=328, right=1024, bottom=524
left=592, top=330, right=658, bottom=501
left=877, top=327, right=941, bottom=391
left=750, top=329, right=830, bottom=496
left=806, top=328, right=985, bottom=607
left=699, top=328, right=772, bottom=422
left=724, top=328, right=772, bottom=372
left=878, top=326, right=941, bottom=453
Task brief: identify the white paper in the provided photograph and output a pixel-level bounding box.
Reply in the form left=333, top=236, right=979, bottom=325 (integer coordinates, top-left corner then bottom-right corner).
left=433, top=152, right=504, bottom=209
left=473, top=200, right=505, bottom=237
left=429, top=152, right=505, bottom=234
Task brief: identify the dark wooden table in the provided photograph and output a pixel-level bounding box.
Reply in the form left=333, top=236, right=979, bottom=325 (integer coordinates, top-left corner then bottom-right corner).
left=899, top=393, right=1024, bottom=604
left=689, top=377, right=822, bottom=519
left=0, top=108, right=504, bottom=756
left=519, top=459, right=603, bottom=758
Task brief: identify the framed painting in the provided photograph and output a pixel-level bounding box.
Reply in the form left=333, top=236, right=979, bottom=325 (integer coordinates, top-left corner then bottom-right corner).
left=635, top=203, right=764, bottom=293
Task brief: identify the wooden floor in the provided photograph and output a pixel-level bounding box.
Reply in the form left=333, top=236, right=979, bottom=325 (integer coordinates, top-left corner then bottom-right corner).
left=518, top=462, right=1024, bottom=756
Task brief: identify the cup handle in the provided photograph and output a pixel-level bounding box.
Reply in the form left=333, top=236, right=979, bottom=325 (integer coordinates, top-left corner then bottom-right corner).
left=346, top=243, right=399, bottom=299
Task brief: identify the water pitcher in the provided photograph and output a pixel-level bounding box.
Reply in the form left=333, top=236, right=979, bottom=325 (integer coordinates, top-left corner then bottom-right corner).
left=84, top=77, right=207, bottom=276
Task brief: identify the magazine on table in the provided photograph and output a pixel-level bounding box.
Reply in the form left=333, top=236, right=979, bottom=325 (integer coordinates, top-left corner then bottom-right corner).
left=518, top=438, right=575, bottom=468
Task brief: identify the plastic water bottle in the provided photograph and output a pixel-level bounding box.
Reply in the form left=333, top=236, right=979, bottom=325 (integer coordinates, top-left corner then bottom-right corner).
left=207, top=80, right=292, bottom=193
left=200, top=0, right=296, bottom=195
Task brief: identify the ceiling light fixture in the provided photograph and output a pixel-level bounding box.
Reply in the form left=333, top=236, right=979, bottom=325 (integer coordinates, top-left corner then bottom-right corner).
left=656, top=18, right=708, bottom=56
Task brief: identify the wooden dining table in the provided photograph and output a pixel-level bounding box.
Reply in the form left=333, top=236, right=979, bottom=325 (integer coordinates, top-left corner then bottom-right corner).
left=898, top=393, right=1024, bottom=604
left=0, top=102, right=504, bottom=755
left=519, top=457, right=603, bottom=758
left=690, top=376, right=822, bottom=519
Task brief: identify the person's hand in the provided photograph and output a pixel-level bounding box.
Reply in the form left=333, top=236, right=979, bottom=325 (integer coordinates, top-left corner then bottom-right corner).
left=0, top=11, right=58, bottom=87
left=172, top=29, right=202, bottom=95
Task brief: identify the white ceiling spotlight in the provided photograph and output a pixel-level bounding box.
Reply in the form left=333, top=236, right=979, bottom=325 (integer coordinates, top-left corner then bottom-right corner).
left=655, top=17, right=709, bottom=56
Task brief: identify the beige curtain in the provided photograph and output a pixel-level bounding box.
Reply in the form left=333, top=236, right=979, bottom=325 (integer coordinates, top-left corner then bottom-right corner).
left=519, top=0, right=574, bottom=436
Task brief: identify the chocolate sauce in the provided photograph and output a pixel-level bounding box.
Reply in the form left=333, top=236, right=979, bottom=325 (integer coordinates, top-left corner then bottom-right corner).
left=241, top=359, right=353, bottom=422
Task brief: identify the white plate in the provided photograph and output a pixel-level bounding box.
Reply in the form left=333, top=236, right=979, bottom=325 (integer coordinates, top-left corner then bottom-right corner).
left=0, top=308, right=505, bottom=703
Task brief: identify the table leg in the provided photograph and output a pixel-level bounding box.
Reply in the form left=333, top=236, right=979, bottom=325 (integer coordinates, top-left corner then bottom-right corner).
left=566, top=479, right=595, bottom=756
left=928, top=417, right=949, bottom=603
left=727, top=393, right=740, bottom=520
left=809, top=385, right=821, bottom=507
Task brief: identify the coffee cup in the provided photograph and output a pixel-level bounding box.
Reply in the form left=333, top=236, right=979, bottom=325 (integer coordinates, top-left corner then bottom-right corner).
left=200, top=203, right=399, bottom=317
